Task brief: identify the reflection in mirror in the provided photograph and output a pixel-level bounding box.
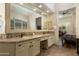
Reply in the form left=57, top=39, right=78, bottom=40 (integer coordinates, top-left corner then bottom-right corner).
left=10, top=3, right=52, bottom=30
left=58, top=7, right=76, bottom=34
left=11, top=17, right=27, bottom=29
left=36, top=17, right=42, bottom=30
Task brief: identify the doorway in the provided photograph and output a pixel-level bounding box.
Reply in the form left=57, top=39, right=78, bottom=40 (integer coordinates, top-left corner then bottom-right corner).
left=58, top=7, right=76, bottom=48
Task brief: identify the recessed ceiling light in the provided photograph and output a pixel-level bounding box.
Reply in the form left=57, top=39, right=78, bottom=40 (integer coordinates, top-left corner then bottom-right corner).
left=46, top=10, right=49, bottom=13
left=20, top=3, right=24, bottom=5
left=33, top=8, right=37, bottom=11
left=39, top=5, right=42, bottom=8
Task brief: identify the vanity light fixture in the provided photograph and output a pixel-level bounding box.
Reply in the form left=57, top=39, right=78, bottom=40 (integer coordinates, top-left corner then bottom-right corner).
left=38, top=5, right=42, bottom=8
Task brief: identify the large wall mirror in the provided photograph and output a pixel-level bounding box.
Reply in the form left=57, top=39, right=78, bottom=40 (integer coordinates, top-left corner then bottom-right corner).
left=10, top=3, right=51, bottom=31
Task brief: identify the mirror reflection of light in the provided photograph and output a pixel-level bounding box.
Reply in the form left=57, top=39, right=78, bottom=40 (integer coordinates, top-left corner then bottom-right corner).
left=38, top=5, right=42, bottom=8
left=33, top=8, right=37, bottom=11
left=46, top=10, right=49, bottom=13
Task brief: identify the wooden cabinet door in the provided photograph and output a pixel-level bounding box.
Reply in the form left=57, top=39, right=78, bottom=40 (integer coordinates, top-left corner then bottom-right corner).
left=28, top=39, right=40, bottom=56
left=28, top=40, right=33, bottom=56
left=48, top=36, right=54, bottom=47
left=32, top=39, right=40, bottom=56
left=15, top=39, right=40, bottom=56
left=0, top=43, right=15, bottom=56
left=16, top=41, right=29, bottom=56
left=25, top=42, right=30, bottom=56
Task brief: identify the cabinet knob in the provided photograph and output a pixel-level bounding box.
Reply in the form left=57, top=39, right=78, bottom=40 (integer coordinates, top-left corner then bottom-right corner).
left=18, top=44, right=22, bottom=47
left=30, top=42, right=32, bottom=43
left=29, top=45, right=33, bottom=48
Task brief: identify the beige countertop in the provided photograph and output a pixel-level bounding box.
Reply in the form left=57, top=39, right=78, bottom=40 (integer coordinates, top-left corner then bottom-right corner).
left=0, top=34, right=52, bottom=43
left=7, top=30, right=54, bottom=33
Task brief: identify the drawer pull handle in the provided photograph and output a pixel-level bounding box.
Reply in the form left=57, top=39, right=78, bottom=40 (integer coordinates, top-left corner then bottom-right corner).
left=18, top=44, right=22, bottom=47
left=29, top=45, right=33, bottom=47
left=31, top=45, right=33, bottom=47
left=30, top=42, right=32, bottom=43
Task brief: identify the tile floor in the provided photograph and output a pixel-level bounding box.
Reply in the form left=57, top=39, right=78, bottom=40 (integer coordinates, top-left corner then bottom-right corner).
left=40, top=40, right=77, bottom=56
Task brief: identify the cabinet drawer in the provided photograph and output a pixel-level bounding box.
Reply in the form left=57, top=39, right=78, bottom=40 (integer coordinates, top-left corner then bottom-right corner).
left=16, top=41, right=29, bottom=56
left=16, top=42, right=25, bottom=48
left=29, top=39, right=40, bottom=44
left=0, top=53, right=9, bottom=56
left=29, top=40, right=35, bottom=44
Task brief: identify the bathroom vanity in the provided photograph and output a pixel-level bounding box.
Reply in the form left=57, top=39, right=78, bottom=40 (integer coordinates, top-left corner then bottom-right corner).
left=0, top=33, right=55, bottom=56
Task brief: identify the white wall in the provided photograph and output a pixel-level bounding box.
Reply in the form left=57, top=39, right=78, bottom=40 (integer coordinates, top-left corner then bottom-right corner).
left=0, top=4, right=5, bottom=34
left=44, top=3, right=55, bottom=12
left=76, top=4, right=79, bottom=38
left=58, top=14, right=76, bottom=34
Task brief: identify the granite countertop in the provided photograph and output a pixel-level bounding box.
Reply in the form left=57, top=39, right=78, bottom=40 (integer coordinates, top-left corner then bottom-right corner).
left=0, top=34, right=51, bottom=43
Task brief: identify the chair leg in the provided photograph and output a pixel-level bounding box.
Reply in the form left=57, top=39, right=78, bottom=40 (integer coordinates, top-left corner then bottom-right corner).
left=62, top=39, right=64, bottom=46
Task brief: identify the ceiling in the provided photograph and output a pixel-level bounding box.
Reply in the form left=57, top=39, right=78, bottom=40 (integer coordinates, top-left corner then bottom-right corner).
left=58, top=7, right=76, bottom=18
left=44, top=3, right=55, bottom=12
left=12, top=3, right=54, bottom=15
left=11, top=3, right=76, bottom=17
left=59, top=7, right=76, bottom=15
left=29, top=3, right=54, bottom=14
